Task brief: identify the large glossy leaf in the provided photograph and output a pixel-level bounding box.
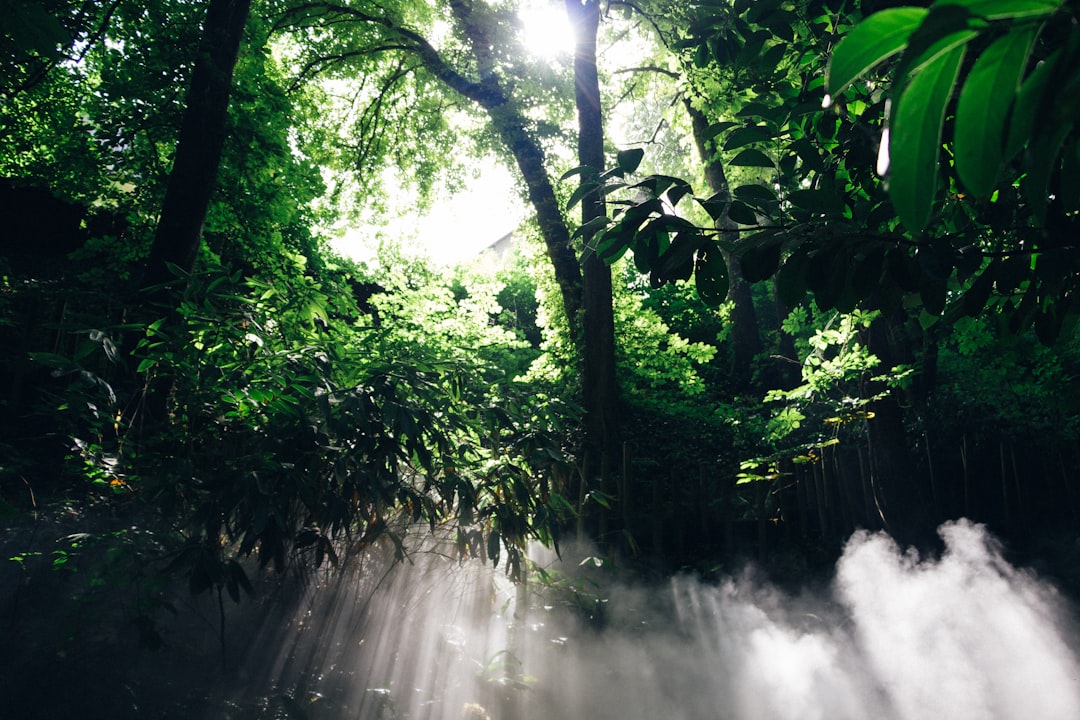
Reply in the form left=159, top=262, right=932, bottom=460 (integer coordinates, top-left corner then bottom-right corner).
left=1023, top=38, right=1080, bottom=222
left=894, top=14, right=978, bottom=89
left=1004, top=47, right=1057, bottom=159
left=888, top=43, right=966, bottom=233
left=826, top=7, right=928, bottom=97
left=954, top=27, right=1036, bottom=197
left=943, top=0, right=1061, bottom=20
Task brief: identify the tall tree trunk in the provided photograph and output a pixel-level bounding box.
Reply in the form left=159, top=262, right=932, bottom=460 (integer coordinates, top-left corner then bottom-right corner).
left=440, top=0, right=584, bottom=331
left=862, top=314, right=931, bottom=545
left=686, top=101, right=763, bottom=384
left=132, top=0, right=250, bottom=425
left=140, top=0, right=252, bottom=298
left=567, top=0, right=621, bottom=544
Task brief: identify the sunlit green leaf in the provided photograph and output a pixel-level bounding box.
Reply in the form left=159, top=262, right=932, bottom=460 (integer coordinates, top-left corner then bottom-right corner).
left=889, top=44, right=966, bottom=233
left=826, top=7, right=928, bottom=96
left=938, top=0, right=1061, bottom=20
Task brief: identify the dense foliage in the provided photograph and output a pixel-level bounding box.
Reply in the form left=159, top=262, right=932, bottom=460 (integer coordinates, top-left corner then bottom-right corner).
left=3, top=1, right=1080, bottom=715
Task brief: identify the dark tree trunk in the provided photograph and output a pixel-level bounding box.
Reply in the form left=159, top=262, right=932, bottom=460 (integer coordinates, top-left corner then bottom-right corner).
left=567, top=0, right=621, bottom=543
left=686, top=101, right=763, bottom=384
left=140, top=0, right=252, bottom=299
left=863, top=315, right=932, bottom=545
left=130, top=0, right=250, bottom=426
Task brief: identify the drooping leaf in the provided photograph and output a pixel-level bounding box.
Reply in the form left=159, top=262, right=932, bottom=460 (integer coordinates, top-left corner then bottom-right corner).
left=888, top=43, right=966, bottom=233
left=776, top=248, right=810, bottom=307
left=733, top=183, right=778, bottom=210
left=942, top=0, right=1061, bottom=21
left=961, top=264, right=997, bottom=316
left=487, top=530, right=500, bottom=567
left=893, top=8, right=978, bottom=89
left=723, top=126, right=773, bottom=151
left=739, top=234, right=784, bottom=282
left=656, top=232, right=700, bottom=282
left=1023, top=37, right=1080, bottom=222
left=694, top=245, right=729, bottom=306
left=616, top=147, right=645, bottom=174
left=729, top=148, right=775, bottom=167
left=565, top=178, right=601, bottom=211
left=826, top=7, right=929, bottom=96
left=787, top=188, right=844, bottom=216
left=1005, top=47, right=1058, bottom=159
left=726, top=200, right=760, bottom=225
left=1061, top=137, right=1080, bottom=214
left=954, top=27, right=1036, bottom=197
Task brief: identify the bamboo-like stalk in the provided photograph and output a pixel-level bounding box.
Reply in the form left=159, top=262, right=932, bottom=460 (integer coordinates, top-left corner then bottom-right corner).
left=1009, top=442, right=1023, bottom=521
left=924, top=431, right=939, bottom=515
left=814, top=459, right=828, bottom=538
left=1000, top=439, right=1011, bottom=527
left=961, top=434, right=970, bottom=517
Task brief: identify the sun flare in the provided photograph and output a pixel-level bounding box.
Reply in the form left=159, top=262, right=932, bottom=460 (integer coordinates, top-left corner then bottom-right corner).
left=518, top=0, right=575, bottom=59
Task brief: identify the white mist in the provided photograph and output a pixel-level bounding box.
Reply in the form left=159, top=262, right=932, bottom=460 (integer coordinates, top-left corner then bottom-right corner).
left=240, top=520, right=1080, bottom=720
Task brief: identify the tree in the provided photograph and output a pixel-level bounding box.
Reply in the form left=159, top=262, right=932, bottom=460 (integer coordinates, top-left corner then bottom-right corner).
left=565, top=0, right=622, bottom=543
left=140, top=0, right=253, bottom=297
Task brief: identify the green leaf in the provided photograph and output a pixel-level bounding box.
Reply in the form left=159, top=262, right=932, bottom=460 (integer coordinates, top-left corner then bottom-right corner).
left=571, top=215, right=613, bottom=245
left=940, top=0, right=1061, bottom=21
left=727, top=201, right=760, bottom=225
left=827, top=7, right=929, bottom=96
left=566, top=179, right=601, bottom=211
left=1061, top=137, right=1080, bottom=214
left=733, top=183, right=777, bottom=210
left=724, top=126, right=773, bottom=151
left=776, top=248, right=810, bottom=307
left=702, top=121, right=738, bottom=141
left=616, top=148, right=645, bottom=174
left=888, top=44, right=966, bottom=233
left=893, top=7, right=978, bottom=89
left=787, top=188, right=844, bottom=216
left=695, top=245, right=729, bottom=306
left=656, top=232, right=702, bottom=282
left=559, top=165, right=596, bottom=181
left=1004, top=47, right=1057, bottom=159
left=954, top=27, right=1036, bottom=197
left=728, top=148, right=774, bottom=168
left=740, top=236, right=784, bottom=282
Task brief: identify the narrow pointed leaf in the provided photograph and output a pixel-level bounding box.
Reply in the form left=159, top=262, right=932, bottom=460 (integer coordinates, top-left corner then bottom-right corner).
left=942, top=0, right=1061, bottom=20
left=955, top=27, right=1036, bottom=197
left=1005, top=47, right=1057, bottom=159
left=827, top=7, right=928, bottom=96
left=888, top=44, right=966, bottom=233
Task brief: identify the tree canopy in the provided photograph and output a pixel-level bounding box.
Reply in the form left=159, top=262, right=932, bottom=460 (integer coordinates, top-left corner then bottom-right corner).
left=3, top=5, right=1080, bottom=713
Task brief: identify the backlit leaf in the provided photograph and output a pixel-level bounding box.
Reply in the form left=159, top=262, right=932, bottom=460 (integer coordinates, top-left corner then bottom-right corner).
left=888, top=43, right=966, bottom=233
left=695, top=245, right=729, bottom=306
left=940, top=0, right=1061, bottom=21
left=729, top=148, right=774, bottom=168
left=827, top=8, right=928, bottom=96
left=617, top=147, right=645, bottom=174
left=954, top=27, right=1036, bottom=197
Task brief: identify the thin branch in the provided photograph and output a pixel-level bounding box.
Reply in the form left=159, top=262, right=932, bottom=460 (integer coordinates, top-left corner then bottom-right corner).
left=613, top=65, right=680, bottom=79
